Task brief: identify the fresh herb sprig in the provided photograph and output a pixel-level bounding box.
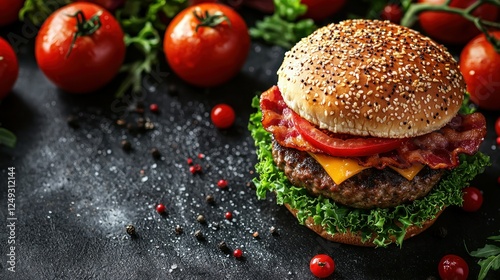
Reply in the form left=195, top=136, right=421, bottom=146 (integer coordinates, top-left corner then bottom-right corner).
left=401, top=0, right=500, bottom=53
left=0, top=128, right=17, bottom=148
left=470, top=234, right=500, bottom=280
left=249, top=0, right=316, bottom=49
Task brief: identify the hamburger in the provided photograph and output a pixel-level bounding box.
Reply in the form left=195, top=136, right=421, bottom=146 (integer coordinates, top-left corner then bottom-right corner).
left=249, top=19, right=490, bottom=247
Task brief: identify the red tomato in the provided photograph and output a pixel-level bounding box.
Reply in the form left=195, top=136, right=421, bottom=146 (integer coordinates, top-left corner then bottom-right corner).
left=309, top=254, right=335, bottom=278
left=495, top=117, right=500, bottom=135
left=301, top=0, right=345, bottom=21
left=459, top=31, right=500, bottom=110
left=35, top=2, right=125, bottom=94
left=0, top=37, right=19, bottom=99
left=291, top=109, right=405, bottom=157
left=211, top=103, right=235, bottom=129
left=438, top=254, right=469, bottom=280
left=163, top=3, right=250, bottom=87
left=0, top=0, right=24, bottom=26
left=461, top=186, right=483, bottom=212
left=418, top=0, right=498, bottom=45
left=380, top=4, right=403, bottom=23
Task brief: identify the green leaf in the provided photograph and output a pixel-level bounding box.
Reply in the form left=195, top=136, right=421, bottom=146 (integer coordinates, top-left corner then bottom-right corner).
left=0, top=128, right=17, bottom=148
left=477, top=255, right=500, bottom=280
left=471, top=244, right=500, bottom=258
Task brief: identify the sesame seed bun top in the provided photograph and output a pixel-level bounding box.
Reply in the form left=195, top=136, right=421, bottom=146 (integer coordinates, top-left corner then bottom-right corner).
left=277, top=19, right=465, bottom=138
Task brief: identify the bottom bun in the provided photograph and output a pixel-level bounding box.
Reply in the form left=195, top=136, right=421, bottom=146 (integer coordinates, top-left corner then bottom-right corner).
left=284, top=204, right=443, bottom=247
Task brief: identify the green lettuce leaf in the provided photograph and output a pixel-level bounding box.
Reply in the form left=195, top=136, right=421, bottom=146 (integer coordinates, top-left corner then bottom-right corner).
left=248, top=95, right=490, bottom=247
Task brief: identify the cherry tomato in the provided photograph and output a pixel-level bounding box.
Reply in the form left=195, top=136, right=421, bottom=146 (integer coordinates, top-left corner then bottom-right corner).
left=35, top=3, right=126, bottom=94
left=301, top=0, right=346, bottom=21
left=291, top=109, right=405, bottom=157
left=418, top=0, right=499, bottom=45
left=309, top=254, right=335, bottom=278
left=495, top=117, right=500, bottom=135
left=380, top=4, right=403, bottom=23
left=0, top=0, right=24, bottom=26
left=211, top=104, right=235, bottom=129
left=459, top=31, right=500, bottom=110
left=461, top=186, right=483, bottom=212
left=164, top=3, right=250, bottom=87
left=438, top=254, right=469, bottom=280
left=0, top=37, right=19, bottom=99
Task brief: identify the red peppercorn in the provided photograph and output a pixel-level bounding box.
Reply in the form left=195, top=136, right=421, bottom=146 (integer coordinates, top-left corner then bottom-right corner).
left=156, top=203, right=166, bottom=214
left=198, top=153, right=205, bottom=159
left=233, top=248, right=243, bottom=258
left=225, top=211, right=233, bottom=220
left=189, top=164, right=202, bottom=174
left=217, top=179, right=228, bottom=189
left=149, top=103, right=159, bottom=113
left=187, top=158, right=193, bottom=165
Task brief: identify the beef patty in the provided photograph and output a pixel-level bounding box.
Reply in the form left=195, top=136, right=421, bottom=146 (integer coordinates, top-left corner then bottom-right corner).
left=271, top=140, right=445, bottom=209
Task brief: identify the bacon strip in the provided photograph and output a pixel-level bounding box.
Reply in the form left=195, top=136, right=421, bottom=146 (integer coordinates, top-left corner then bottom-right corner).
left=261, top=86, right=487, bottom=170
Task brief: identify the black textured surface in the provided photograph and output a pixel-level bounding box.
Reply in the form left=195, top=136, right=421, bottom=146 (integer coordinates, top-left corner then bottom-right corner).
left=1, top=9, right=500, bottom=280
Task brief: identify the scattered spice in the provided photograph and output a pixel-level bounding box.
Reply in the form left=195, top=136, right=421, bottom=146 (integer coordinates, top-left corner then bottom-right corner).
left=151, top=148, right=161, bottom=159
left=126, top=224, right=136, bottom=236
left=156, top=203, right=166, bottom=214
left=175, top=225, right=183, bottom=235
left=187, top=158, right=193, bottom=165
left=144, top=120, right=155, bottom=130
left=217, top=179, right=228, bottom=189
left=218, top=241, right=230, bottom=253
left=197, top=214, right=206, bottom=224
left=194, top=230, right=204, bottom=241
left=205, top=194, right=215, bottom=205
left=252, top=231, right=260, bottom=239
left=233, top=248, right=243, bottom=258
left=121, top=140, right=132, bottom=151
left=116, top=119, right=127, bottom=126
left=225, top=211, right=233, bottom=220
left=210, top=222, right=220, bottom=231
left=198, top=153, right=205, bottom=159
left=189, top=164, right=202, bottom=174
left=135, top=102, right=145, bottom=114
left=434, top=226, right=448, bottom=239
left=270, top=226, right=278, bottom=235
left=149, top=103, right=159, bottom=113
left=66, top=115, right=79, bottom=129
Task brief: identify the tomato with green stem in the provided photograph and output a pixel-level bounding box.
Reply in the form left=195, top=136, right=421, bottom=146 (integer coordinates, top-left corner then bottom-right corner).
left=459, top=31, right=500, bottom=110
left=310, top=254, right=335, bottom=278
left=417, top=0, right=499, bottom=45
left=0, top=0, right=24, bottom=26
left=0, top=37, right=19, bottom=99
left=35, top=2, right=126, bottom=94
left=163, top=3, right=250, bottom=87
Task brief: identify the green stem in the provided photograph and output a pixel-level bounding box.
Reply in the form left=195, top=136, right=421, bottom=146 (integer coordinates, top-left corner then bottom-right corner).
left=66, top=10, right=103, bottom=58
left=193, top=10, right=231, bottom=32
left=401, top=0, right=500, bottom=53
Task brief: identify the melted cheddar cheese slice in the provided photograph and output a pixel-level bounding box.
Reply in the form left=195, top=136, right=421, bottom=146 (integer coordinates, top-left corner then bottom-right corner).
left=309, top=152, right=425, bottom=184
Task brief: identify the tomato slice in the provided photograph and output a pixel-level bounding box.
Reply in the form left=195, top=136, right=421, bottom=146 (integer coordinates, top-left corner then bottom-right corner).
left=291, top=110, right=405, bottom=157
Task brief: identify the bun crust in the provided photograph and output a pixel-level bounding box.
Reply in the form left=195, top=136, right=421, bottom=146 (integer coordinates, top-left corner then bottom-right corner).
left=277, top=19, right=465, bottom=138
left=285, top=204, right=442, bottom=247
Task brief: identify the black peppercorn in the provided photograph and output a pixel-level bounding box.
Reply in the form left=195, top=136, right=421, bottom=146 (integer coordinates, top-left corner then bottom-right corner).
left=194, top=230, right=204, bottom=241
left=66, top=115, right=79, bottom=129
left=196, top=214, right=206, bottom=224
left=121, top=140, right=132, bottom=151
left=151, top=148, right=161, bottom=159
left=205, top=194, right=215, bottom=205
left=175, top=225, right=183, bottom=235
left=218, top=241, right=230, bottom=253
left=125, top=224, right=136, bottom=236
